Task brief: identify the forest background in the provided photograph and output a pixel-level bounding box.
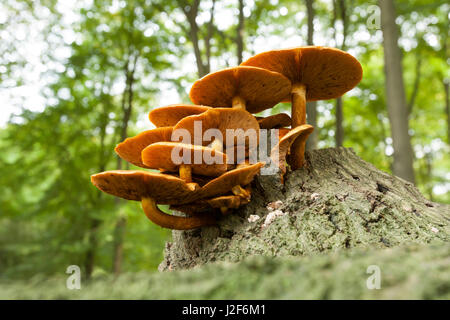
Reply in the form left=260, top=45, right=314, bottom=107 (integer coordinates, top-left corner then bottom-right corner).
left=0, top=0, right=448, bottom=280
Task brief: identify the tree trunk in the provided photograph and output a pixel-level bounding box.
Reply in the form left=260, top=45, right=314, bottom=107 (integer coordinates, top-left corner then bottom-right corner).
left=112, top=54, right=138, bottom=275
left=112, top=216, right=127, bottom=275
left=305, top=0, right=318, bottom=150
left=160, top=147, right=449, bottom=271
left=85, top=86, right=110, bottom=280
left=445, top=80, right=450, bottom=145
left=379, top=0, right=415, bottom=183
left=236, top=0, right=245, bottom=64
left=333, top=0, right=347, bottom=147
left=335, top=97, right=344, bottom=146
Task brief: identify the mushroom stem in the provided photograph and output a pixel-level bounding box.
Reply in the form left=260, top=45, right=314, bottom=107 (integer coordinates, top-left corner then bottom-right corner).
left=179, top=164, right=192, bottom=183
left=231, top=185, right=250, bottom=199
left=232, top=96, right=246, bottom=110
left=290, top=82, right=307, bottom=169
left=141, top=197, right=215, bottom=230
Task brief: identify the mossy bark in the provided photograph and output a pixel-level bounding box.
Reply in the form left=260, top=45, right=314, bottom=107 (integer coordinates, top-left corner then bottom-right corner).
left=160, top=147, right=450, bottom=271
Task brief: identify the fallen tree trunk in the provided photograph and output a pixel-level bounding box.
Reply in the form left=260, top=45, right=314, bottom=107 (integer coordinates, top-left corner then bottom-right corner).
left=160, top=147, right=450, bottom=271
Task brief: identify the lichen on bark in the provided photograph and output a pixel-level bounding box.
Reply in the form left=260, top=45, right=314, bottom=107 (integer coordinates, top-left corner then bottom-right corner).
left=160, top=147, right=450, bottom=271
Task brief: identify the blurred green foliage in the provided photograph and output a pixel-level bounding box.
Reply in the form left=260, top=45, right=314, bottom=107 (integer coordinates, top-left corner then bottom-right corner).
left=0, top=0, right=448, bottom=280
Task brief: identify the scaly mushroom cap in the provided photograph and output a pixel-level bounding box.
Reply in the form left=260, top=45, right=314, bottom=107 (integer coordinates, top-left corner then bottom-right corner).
left=257, top=113, right=291, bottom=129
left=200, top=162, right=264, bottom=198
left=141, top=142, right=227, bottom=177
left=149, top=104, right=210, bottom=127
left=241, top=46, right=363, bottom=101
left=189, top=66, right=291, bottom=113
left=270, top=124, right=314, bottom=174
left=115, top=127, right=173, bottom=168
left=91, top=170, right=200, bottom=204
left=171, top=195, right=248, bottom=215
left=173, top=108, right=260, bottom=149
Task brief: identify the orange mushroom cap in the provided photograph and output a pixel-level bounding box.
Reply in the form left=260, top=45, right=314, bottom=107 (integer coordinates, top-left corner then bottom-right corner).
left=91, top=170, right=200, bottom=204
left=200, top=162, right=264, bottom=199
left=141, top=142, right=227, bottom=177
left=241, top=46, right=363, bottom=101
left=115, top=127, right=173, bottom=168
left=189, top=66, right=291, bottom=113
left=171, top=194, right=248, bottom=215
left=257, top=113, right=291, bottom=129
left=270, top=124, right=314, bottom=175
left=149, top=104, right=211, bottom=127
left=173, top=108, right=260, bottom=149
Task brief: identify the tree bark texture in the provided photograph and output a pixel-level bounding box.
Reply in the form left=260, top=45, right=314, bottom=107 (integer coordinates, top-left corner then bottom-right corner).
left=160, top=147, right=449, bottom=271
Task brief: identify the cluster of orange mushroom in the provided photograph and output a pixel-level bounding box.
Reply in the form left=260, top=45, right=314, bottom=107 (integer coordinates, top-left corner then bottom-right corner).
left=91, top=46, right=362, bottom=230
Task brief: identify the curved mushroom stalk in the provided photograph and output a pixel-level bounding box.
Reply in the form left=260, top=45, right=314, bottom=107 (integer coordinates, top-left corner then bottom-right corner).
left=141, top=197, right=215, bottom=230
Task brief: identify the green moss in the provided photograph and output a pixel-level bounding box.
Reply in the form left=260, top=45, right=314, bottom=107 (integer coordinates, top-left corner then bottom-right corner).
left=1, top=244, right=448, bottom=299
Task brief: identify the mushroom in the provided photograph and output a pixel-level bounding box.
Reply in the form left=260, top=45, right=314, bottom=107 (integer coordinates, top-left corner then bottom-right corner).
left=171, top=194, right=249, bottom=215
left=241, top=46, right=362, bottom=169
left=173, top=108, right=260, bottom=162
left=115, top=127, right=173, bottom=168
left=256, top=113, right=291, bottom=129
left=91, top=170, right=214, bottom=230
left=141, top=141, right=227, bottom=183
left=189, top=66, right=291, bottom=112
left=200, top=162, right=265, bottom=200
left=278, top=128, right=290, bottom=140
left=149, top=104, right=210, bottom=127
left=270, top=124, right=314, bottom=177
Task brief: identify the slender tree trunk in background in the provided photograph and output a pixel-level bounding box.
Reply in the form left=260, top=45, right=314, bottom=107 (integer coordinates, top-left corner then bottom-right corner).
left=335, top=97, right=344, bottom=146
left=305, top=0, right=318, bottom=150
left=180, top=0, right=216, bottom=78
left=333, top=0, right=347, bottom=147
left=85, top=91, right=109, bottom=280
left=181, top=0, right=206, bottom=77
left=112, top=54, right=138, bottom=275
left=407, top=52, right=422, bottom=116
left=112, top=216, right=127, bottom=275
left=379, top=0, right=415, bottom=183
left=445, top=80, right=450, bottom=145
left=237, top=0, right=245, bottom=64
left=425, top=153, right=434, bottom=202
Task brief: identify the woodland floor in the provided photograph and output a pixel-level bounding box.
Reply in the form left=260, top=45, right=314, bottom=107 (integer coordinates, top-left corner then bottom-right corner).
left=0, top=244, right=449, bottom=299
